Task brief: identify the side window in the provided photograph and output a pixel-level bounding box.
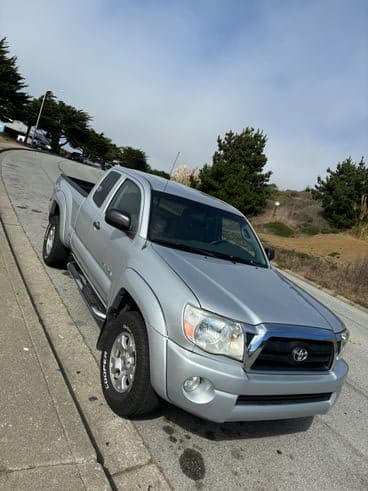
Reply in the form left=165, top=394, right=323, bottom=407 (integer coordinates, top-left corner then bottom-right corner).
left=107, top=179, right=141, bottom=233
left=93, top=171, right=121, bottom=207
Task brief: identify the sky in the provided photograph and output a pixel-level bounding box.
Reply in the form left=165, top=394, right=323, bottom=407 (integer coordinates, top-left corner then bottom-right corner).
left=1, top=0, right=367, bottom=189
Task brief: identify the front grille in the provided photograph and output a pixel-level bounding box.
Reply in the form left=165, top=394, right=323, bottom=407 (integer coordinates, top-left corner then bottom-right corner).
left=251, top=337, right=334, bottom=371
left=236, top=393, right=332, bottom=405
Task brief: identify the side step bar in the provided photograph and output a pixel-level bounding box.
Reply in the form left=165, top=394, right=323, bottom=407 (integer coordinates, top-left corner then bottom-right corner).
left=67, top=261, right=107, bottom=325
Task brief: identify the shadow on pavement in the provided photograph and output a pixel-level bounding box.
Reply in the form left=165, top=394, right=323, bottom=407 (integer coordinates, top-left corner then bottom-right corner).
left=133, top=400, right=314, bottom=441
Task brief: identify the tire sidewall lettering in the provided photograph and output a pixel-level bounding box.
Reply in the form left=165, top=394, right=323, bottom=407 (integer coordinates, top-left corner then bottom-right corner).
left=102, top=350, right=110, bottom=390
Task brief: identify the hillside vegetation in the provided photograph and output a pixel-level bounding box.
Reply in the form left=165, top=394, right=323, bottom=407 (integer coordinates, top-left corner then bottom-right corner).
left=251, top=190, right=368, bottom=308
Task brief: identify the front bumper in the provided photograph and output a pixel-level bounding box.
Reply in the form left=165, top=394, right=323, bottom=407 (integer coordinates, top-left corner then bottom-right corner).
left=166, top=340, right=348, bottom=423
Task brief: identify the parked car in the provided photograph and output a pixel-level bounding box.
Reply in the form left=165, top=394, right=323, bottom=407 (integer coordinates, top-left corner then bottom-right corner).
left=70, top=152, right=83, bottom=163
left=42, top=167, right=349, bottom=422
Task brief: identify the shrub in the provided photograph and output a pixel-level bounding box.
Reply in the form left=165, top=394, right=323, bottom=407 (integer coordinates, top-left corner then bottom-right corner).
left=299, top=224, right=320, bottom=235
left=312, top=157, right=368, bottom=229
left=264, top=222, right=295, bottom=237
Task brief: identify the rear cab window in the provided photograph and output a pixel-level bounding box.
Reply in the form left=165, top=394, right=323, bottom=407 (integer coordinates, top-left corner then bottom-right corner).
left=93, top=171, right=121, bottom=207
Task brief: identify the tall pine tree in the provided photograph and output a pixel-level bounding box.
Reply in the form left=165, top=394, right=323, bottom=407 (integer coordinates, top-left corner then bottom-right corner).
left=197, top=128, right=272, bottom=216
left=312, top=157, right=368, bottom=229
left=0, top=38, right=28, bottom=121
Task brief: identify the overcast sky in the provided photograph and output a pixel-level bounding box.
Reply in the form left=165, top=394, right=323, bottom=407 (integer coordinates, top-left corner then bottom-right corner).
left=1, top=0, right=367, bottom=189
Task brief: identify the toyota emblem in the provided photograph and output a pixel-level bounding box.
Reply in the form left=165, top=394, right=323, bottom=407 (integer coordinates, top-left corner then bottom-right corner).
left=292, top=347, right=309, bottom=362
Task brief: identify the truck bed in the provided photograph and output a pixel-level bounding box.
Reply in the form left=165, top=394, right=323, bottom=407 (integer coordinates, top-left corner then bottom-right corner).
left=62, top=175, right=96, bottom=197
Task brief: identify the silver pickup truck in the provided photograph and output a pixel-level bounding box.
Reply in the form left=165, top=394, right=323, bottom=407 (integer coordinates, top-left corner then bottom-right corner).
left=43, top=167, right=349, bottom=423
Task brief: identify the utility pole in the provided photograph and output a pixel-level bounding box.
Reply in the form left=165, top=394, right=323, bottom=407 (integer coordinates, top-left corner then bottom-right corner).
left=30, top=90, right=49, bottom=147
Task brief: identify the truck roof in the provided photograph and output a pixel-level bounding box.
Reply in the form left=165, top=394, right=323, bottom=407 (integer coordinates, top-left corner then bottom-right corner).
left=113, top=166, right=243, bottom=216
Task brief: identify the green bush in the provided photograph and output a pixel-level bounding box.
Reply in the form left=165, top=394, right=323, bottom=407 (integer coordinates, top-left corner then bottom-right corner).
left=299, top=224, right=320, bottom=235
left=328, top=252, right=340, bottom=258
left=312, top=157, right=368, bottom=229
left=264, top=222, right=295, bottom=237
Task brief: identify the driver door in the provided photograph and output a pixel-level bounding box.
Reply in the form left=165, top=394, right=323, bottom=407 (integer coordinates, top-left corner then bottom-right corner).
left=95, top=178, right=142, bottom=303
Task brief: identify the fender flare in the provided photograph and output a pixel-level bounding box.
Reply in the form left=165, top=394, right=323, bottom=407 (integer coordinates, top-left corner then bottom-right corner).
left=96, top=269, right=168, bottom=399
left=98, top=268, right=167, bottom=343
left=50, top=192, right=69, bottom=246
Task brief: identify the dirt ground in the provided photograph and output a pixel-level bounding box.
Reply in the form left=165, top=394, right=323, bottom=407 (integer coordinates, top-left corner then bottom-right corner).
left=260, top=231, right=368, bottom=264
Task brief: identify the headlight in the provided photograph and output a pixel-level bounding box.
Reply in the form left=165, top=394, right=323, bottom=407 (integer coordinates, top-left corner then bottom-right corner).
left=337, top=327, right=350, bottom=356
left=183, top=304, right=244, bottom=361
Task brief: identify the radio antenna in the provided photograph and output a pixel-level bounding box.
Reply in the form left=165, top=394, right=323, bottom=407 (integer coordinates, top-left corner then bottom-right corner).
left=163, top=151, right=180, bottom=192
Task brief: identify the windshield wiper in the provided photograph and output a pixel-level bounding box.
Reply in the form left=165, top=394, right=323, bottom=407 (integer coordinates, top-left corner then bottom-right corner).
left=151, top=239, right=265, bottom=266
left=151, top=239, right=220, bottom=258
left=205, top=250, right=261, bottom=266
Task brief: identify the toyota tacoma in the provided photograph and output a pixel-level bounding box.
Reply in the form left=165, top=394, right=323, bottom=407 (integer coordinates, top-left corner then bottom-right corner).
left=42, top=167, right=349, bottom=422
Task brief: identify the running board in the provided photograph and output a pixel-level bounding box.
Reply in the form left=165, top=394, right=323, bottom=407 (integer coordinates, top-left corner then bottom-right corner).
left=67, top=261, right=107, bottom=324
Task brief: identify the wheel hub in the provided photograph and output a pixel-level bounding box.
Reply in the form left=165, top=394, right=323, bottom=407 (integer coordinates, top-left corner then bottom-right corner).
left=45, top=224, right=55, bottom=256
left=109, top=328, right=136, bottom=393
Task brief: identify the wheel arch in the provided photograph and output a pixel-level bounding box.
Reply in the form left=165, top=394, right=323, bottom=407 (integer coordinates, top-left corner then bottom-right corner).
left=97, top=269, right=168, bottom=400
left=49, top=200, right=60, bottom=217
left=49, top=193, right=69, bottom=246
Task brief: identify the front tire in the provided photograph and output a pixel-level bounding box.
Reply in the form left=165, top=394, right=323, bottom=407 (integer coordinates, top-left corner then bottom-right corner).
left=42, top=215, right=69, bottom=268
left=100, top=311, right=159, bottom=418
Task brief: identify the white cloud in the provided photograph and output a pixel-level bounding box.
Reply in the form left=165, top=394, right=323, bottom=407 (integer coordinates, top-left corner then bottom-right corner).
left=1, top=0, right=367, bottom=189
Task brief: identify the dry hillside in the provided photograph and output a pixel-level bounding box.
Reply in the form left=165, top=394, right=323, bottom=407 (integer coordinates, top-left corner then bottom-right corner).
left=250, top=190, right=368, bottom=307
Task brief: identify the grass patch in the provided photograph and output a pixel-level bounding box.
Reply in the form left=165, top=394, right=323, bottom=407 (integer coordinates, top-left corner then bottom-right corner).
left=268, top=189, right=296, bottom=204
left=302, top=215, right=314, bottom=224
left=272, top=247, right=368, bottom=307
left=264, top=221, right=295, bottom=237
left=299, top=224, right=320, bottom=235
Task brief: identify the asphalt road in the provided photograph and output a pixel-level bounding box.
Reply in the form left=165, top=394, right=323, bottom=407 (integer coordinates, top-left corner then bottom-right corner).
left=2, top=150, right=368, bottom=490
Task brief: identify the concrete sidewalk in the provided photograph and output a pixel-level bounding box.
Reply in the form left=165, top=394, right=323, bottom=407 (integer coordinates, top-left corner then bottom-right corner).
left=0, top=221, right=110, bottom=490
left=0, top=148, right=171, bottom=490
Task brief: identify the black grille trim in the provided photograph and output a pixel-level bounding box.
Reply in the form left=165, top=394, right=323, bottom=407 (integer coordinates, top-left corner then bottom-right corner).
left=236, top=393, right=332, bottom=406
left=251, top=337, right=334, bottom=372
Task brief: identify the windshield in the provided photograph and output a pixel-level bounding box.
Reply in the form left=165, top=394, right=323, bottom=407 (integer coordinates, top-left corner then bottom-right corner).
left=148, top=191, right=268, bottom=267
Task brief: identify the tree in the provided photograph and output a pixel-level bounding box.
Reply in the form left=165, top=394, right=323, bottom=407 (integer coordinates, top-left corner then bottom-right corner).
left=78, top=129, right=112, bottom=161
left=119, top=146, right=149, bottom=172
left=21, top=92, right=57, bottom=141
left=196, top=128, right=272, bottom=216
left=148, top=168, right=170, bottom=179
left=48, top=100, right=91, bottom=153
left=0, top=37, right=29, bottom=121
left=21, top=93, right=91, bottom=152
left=312, top=157, right=368, bottom=229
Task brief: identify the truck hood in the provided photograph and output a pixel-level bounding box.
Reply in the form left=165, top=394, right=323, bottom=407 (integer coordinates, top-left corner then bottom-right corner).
left=153, top=244, right=342, bottom=332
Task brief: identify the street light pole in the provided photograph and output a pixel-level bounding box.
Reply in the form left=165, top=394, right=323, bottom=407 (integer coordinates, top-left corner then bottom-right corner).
left=30, top=90, right=49, bottom=147
left=272, top=200, right=281, bottom=217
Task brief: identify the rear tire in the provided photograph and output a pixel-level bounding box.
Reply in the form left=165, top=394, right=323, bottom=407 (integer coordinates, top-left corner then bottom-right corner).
left=100, top=311, right=160, bottom=418
left=42, top=215, right=69, bottom=268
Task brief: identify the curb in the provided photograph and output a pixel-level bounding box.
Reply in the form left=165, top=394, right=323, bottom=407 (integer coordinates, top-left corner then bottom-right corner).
left=0, top=149, right=171, bottom=490
left=0, top=221, right=111, bottom=489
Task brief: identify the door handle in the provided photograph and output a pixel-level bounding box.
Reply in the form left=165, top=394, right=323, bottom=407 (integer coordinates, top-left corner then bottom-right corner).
left=93, top=221, right=101, bottom=230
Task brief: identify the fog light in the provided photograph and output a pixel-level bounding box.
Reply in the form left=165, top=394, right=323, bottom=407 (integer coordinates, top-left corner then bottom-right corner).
left=183, top=376, right=201, bottom=393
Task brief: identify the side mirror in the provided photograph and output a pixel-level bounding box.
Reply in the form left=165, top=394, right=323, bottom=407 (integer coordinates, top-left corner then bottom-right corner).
left=105, top=208, right=131, bottom=232
left=265, top=247, right=275, bottom=261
